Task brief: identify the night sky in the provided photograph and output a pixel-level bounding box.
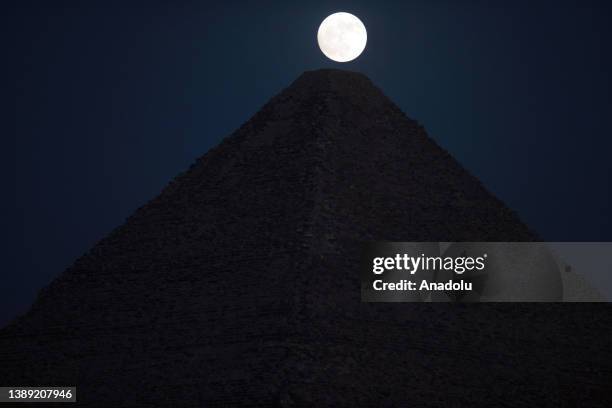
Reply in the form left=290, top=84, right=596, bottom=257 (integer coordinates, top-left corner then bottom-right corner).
left=3, top=0, right=612, bottom=324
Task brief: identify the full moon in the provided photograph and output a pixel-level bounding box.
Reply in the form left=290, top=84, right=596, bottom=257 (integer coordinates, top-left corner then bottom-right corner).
left=317, top=12, right=367, bottom=62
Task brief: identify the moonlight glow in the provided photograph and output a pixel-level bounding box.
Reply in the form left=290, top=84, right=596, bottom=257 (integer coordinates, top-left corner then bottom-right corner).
left=317, top=12, right=367, bottom=62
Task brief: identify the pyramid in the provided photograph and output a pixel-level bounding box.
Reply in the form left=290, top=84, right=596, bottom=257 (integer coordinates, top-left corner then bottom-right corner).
left=1, top=69, right=610, bottom=406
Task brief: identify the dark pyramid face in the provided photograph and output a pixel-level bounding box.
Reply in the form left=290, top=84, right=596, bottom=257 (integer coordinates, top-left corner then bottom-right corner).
left=1, top=69, right=610, bottom=406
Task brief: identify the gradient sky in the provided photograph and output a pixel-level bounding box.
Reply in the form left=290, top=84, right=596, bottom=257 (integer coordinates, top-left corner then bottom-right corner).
left=3, top=0, right=612, bottom=324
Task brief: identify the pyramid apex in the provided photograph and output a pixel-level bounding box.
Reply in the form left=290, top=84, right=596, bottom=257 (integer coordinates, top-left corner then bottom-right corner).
left=300, top=67, right=370, bottom=77
left=294, top=68, right=373, bottom=86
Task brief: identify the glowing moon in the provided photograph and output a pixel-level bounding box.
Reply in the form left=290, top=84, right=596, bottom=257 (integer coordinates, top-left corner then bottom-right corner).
left=317, top=12, right=367, bottom=62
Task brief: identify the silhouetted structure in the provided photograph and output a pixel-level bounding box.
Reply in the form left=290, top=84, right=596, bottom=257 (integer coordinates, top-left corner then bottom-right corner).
left=1, top=69, right=610, bottom=406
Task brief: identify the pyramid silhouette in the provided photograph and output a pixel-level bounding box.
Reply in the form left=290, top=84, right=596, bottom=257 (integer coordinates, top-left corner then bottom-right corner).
left=1, top=69, right=610, bottom=406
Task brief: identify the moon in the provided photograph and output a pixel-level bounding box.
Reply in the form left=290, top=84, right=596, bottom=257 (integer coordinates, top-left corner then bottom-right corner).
left=317, top=12, right=367, bottom=62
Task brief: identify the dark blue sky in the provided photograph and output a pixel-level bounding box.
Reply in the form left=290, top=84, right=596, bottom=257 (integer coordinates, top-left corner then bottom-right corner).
left=3, top=0, right=612, bottom=324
